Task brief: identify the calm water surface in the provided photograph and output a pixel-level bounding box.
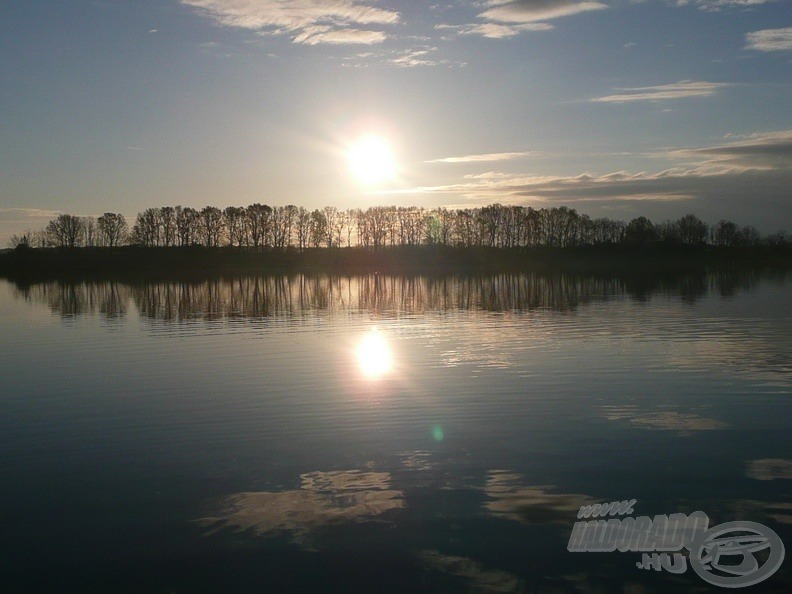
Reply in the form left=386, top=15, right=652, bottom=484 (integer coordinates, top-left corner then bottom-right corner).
left=1, top=273, right=790, bottom=593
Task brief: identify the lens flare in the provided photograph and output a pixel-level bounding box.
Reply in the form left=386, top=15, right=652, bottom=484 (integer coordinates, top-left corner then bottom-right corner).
left=357, top=329, right=393, bottom=379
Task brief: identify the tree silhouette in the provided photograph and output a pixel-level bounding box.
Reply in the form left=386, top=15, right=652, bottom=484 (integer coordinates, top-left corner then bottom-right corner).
left=97, top=213, right=128, bottom=247
left=16, top=203, right=782, bottom=252
left=46, top=214, right=85, bottom=248
left=625, top=217, right=658, bottom=245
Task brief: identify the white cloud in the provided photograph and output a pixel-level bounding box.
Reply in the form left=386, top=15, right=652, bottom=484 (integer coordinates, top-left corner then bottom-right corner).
left=294, top=27, right=387, bottom=45
left=179, top=0, right=400, bottom=45
left=591, top=80, right=730, bottom=103
left=436, top=22, right=553, bottom=39
left=436, top=0, right=604, bottom=39
left=388, top=47, right=441, bottom=68
left=479, top=0, right=608, bottom=24
left=341, top=46, right=463, bottom=68
left=745, top=27, right=792, bottom=52
left=0, top=208, right=63, bottom=222
left=426, top=151, right=541, bottom=163
left=677, top=0, right=777, bottom=10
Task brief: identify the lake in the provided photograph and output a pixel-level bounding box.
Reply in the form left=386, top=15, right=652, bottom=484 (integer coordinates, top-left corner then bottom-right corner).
left=1, top=272, right=790, bottom=592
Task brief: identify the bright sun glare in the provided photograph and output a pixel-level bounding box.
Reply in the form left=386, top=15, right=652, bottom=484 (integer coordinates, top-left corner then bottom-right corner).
left=346, top=135, right=396, bottom=186
left=357, top=329, right=393, bottom=379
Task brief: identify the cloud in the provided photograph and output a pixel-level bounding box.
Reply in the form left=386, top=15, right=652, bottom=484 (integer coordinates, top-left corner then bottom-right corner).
left=388, top=46, right=445, bottom=68
left=179, top=0, right=400, bottom=45
left=395, top=170, right=702, bottom=202
left=667, top=129, right=792, bottom=170
left=591, top=80, right=730, bottom=103
left=294, top=27, right=386, bottom=45
left=436, top=0, right=605, bottom=39
left=678, top=0, right=778, bottom=10
left=745, top=27, right=792, bottom=52
left=342, top=46, right=464, bottom=68
left=436, top=22, right=553, bottom=39
left=0, top=208, right=62, bottom=222
left=0, top=208, right=64, bottom=248
left=396, top=130, right=792, bottom=230
left=479, top=0, right=608, bottom=24
left=426, top=151, right=541, bottom=163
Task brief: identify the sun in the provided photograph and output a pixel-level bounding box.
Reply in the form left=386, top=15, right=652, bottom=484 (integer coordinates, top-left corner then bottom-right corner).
left=356, top=329, right=393, bottom=379
left=346, top=135, right=396, bottom=186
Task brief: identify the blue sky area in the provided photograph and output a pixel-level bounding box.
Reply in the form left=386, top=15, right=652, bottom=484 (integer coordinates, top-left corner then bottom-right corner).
left=1, top=0, right=791, bottom=243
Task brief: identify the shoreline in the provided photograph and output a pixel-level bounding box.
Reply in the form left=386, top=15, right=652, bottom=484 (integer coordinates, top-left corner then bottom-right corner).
left=1, top=244, right=791, bottom=281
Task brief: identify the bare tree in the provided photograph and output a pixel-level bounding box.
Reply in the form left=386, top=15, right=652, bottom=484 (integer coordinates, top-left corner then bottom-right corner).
left=160, top=207, right=176, bottom=247
left=132, top=208, right=162, bottom=246
left=309, top=209, right=327, bottom=248
left=272, top=205, right=297, bottom=249
left=8, top=230, right=32, bottom=249
left=295, top=206, right=311, bottom=250
left=677, top=214, right=707, bottom=246
left=97, top=213, right=128, bottom=247
left=246, top=203, right=272, bottom=249
left=175, top=206, right=198, bottom=246
left=625, top=216, right=658, bottom=245
left=198, top=206, right=224, bottom=247
left=46, top=214, right=85, bottom=248
left=82, top=217, right=98, bottom=247
left=224, top=206, right=247, bottom=247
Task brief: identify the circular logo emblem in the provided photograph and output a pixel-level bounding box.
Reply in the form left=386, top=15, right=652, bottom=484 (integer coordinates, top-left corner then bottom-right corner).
left=690, top=521, right=785, bottom=588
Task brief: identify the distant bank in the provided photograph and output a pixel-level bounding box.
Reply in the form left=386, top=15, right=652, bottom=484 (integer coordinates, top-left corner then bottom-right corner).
left=1, top=245, right=791, bottom=281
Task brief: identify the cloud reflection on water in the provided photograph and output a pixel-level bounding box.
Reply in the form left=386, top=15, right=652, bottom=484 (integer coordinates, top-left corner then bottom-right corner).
left=418, top=550, right=525, bottom=593
left=483, top=471, right=596, bottom=525
left=198, top=470, right=404, bottom=542
left=601, top=405, right=728, bottom=434
left=746, top=458, right=792, bottom=481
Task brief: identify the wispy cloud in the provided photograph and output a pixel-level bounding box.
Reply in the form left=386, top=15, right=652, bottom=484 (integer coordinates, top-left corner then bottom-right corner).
left=179, top=0, right=400, bottom=45
left=591, top=80, right=729, bottom=103
left=666, top=129, right=792, bottom=170
left=396, top=170, right=700, bottom=203
left=436, top=22, right=553, bottom=39
left=0, top=208, right=62, bottom=222
left=745, top=27, right=792, bottom=52
left=294, top=27, right=386, bottom=45
left=676, top=0, right=778, bottom=10
left=0, top=208, right=64, bottom=246
left=388, top=46, right=445, bottom=68
left=479, top=0, right=608, bottom=24
left=437, top=0, right=605, bottom=40
left=426, top=151, right=541, bottom=163
left=395, top=131, right=792, bottom=229
left=341, top=46, right=464, bottom=68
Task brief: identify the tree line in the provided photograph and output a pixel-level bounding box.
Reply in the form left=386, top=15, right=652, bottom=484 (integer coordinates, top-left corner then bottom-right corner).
left=8, top=203, right=789, bottom=250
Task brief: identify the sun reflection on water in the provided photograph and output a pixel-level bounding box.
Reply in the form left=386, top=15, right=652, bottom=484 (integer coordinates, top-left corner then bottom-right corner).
left=357, top=328, right=393, bottom=379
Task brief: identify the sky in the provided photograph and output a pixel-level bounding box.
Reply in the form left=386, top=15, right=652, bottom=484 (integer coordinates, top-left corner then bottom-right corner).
left=1, top=0, right=791, bottom=244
